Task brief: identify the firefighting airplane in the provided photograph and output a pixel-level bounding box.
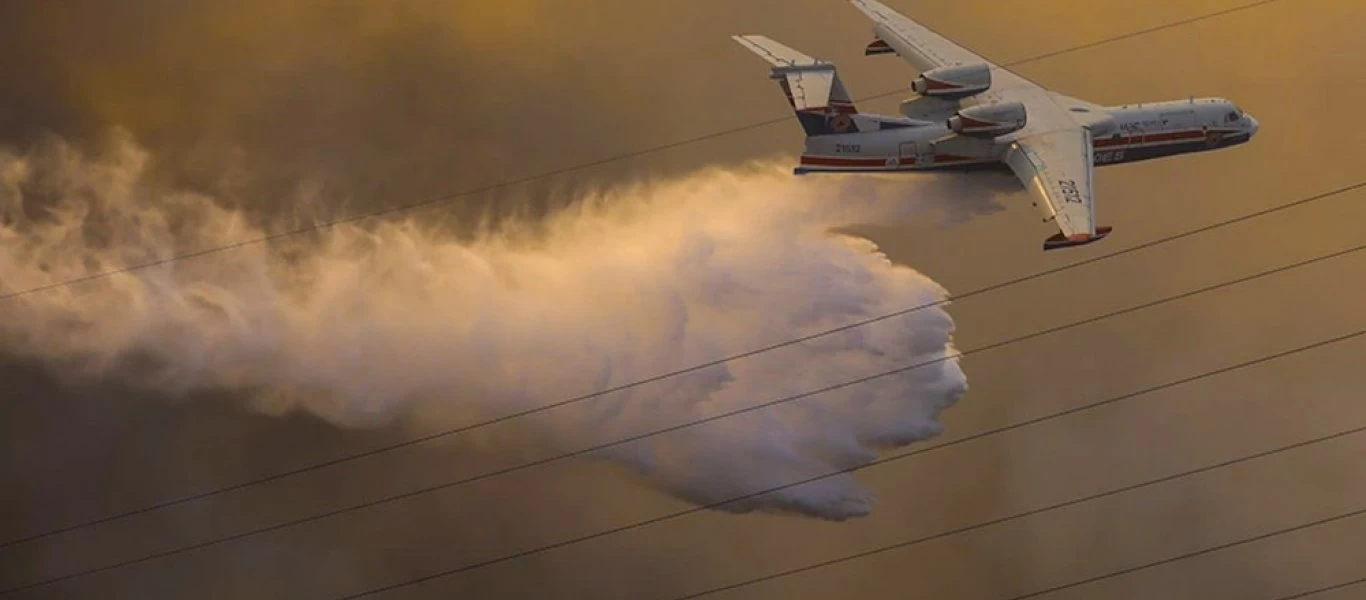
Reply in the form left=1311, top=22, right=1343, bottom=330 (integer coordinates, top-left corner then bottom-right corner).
left=733, top=0, right=1259, bottom=250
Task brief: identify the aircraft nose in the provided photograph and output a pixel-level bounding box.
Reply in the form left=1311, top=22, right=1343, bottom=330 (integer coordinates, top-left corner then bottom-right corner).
left=1247, top=114, right=1260, bottom=136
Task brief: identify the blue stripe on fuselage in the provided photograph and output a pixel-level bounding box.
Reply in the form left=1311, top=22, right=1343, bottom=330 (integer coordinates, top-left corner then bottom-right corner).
left=1095, top=132, right=1252, bottom=167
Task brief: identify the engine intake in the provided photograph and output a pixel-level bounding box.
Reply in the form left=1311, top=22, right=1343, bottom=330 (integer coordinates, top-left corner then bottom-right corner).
left=948, top=101, right=1027, bottom=137
left=910, top=63, right=991, bottom=97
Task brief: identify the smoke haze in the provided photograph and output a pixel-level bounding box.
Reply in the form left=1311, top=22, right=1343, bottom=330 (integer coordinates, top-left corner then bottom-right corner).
left=0, top=131, right=967, bottom=521
left=5, top=0, right=1363, bottom=597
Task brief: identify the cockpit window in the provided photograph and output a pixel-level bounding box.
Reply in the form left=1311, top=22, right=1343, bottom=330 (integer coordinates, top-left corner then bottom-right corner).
left=1225, top=110, right=1240, bottom=123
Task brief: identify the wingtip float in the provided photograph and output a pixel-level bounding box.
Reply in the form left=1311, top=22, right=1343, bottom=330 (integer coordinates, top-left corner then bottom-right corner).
left=1043, top=226, right=1114, bottom=251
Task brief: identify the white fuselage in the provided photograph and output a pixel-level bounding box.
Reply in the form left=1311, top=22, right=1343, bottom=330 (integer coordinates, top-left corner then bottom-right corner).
left=795, top=96, right=1259, bottom=174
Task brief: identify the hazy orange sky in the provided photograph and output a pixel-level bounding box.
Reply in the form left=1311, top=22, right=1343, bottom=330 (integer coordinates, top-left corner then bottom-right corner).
left=2, top=0, right=1365, bottom=598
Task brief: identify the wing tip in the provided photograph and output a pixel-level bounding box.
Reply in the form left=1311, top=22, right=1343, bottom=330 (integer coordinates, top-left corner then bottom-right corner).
left=851, top=0, right=894, bottom=16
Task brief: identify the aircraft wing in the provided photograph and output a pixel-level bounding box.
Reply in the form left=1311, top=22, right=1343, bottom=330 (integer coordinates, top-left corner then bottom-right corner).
left=852, top=0, right=996, bottom=70
left=850, top=0, right=1112, bottom=250
left=850, top=0, right=1034, bottom=96
left=1004, top=127, right=1112, bottom=250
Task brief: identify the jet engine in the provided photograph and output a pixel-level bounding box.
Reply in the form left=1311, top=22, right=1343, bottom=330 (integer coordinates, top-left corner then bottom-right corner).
left=947, top=101, right=1027, bottom=137
left=910, top=63, right=991, bottom=97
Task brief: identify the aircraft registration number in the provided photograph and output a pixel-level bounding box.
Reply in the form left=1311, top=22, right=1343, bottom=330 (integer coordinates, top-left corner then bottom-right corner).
left=1058, top=179, right=1083, bottom=204
left=1095, top=150, right=1127, bottom=164
left=834, top=143, right=862, bottom=153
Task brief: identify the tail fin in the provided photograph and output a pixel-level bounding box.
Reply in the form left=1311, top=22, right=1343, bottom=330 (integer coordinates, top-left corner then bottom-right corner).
left=731, top=35, right=860, bottom=136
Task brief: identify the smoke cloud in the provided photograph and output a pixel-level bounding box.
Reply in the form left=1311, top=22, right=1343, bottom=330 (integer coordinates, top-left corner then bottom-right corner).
left=0, top=131, right=967, bottom=521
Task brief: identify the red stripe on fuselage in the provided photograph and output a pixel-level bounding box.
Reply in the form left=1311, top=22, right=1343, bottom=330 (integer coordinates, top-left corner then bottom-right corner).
left=1094, top=128, right=1235, bottom=148
left=800, top=156, right=886, bottom=167
left=800, top=154, right=979, bottom=167
left=800, top=128, right=1238, bottom=171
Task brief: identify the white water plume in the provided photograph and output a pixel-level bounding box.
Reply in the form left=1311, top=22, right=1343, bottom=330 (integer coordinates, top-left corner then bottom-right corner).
left=0, top=131, right=973, bottom=520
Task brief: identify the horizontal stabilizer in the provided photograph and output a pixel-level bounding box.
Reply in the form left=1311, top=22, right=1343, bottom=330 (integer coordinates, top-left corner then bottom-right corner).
left=732, top=35, right=828, bottom=70
left=732, top=34, right=861, bottom=120
left=732, top=34, right=860, bottom=136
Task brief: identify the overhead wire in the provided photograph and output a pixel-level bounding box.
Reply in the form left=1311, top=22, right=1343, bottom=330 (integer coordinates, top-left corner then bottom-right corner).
left=0, top=0, right=1293, bottom=549
left=673, top=426, right=1366, bottom=600
left=0, top=0, right=1287, bottom=305
left=0, top=0, right=1311, bottom=592
left=1002, top=514, right=1366, bottom=599
left=1273, top=578, right=1366, bottom=600
left=10, top=223, right=1365, bottom=595
left=335, top=333, right=1366, bottom=599
left=7, top=175, right=1357, bottom=550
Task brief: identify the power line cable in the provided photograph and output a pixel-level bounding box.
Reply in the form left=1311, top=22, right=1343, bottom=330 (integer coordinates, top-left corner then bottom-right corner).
left=337, top=330, right=1366, bottom=600
left=0, top=0, right=1297, bottom=550
left=1274, top=578, right=1366, bottom=600
left=0, top=0, right=1283, bottom=308
left=673, top=426, right=1366, bottom=600
left=10, top=235, right=1363, bottom=595
left=8, top=147, right=1355, bottom=555
left=1003, top=512, right=1366, bottom=599
left=8, top=172, right=1354, bottom=549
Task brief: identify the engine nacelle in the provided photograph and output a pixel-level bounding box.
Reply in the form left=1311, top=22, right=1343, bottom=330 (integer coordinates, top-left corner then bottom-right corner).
left=947, top=101, right=1027, bottom=137
left=910, top=63, right=992, bottom=97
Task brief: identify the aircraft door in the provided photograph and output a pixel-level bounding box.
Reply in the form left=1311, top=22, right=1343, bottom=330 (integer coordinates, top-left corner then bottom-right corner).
left=899, top=141, right=925, bottom=166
